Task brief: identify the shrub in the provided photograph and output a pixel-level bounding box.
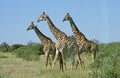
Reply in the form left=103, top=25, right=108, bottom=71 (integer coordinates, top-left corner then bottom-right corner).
left=14, top=44, right=44, bottom=61
left=90, top=42, right=120, bottom=78
left=10, top=44, right=25, bottom=52
left=0, top=42, right=11, bottom=52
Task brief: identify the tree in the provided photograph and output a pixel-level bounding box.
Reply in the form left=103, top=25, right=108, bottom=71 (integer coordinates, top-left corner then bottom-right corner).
left=0, top=42, right=10, bottom=52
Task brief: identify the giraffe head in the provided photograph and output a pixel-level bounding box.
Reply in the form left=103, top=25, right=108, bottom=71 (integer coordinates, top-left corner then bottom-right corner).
left=63, top=13, right=71, bottom=22
left=27, top=22, right=36, bottom=31
left=37, top=12, right=47, bottom=22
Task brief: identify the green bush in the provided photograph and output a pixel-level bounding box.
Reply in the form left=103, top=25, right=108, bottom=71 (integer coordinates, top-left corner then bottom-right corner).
left=0, top=42, right=11, bottom=52
left=14, top=44, right=44, bottom=61
left=90, top=42, right=120, bottom=78
left=10, top=44, right=25, bottom=52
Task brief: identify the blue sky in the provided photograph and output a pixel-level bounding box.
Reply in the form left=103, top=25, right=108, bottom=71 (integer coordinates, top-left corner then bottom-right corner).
left=0, top=0, right=120, bottom=45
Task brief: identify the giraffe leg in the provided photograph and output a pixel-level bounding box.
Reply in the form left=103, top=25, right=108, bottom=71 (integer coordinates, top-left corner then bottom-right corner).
left=76, top=60, right=79, bottom=69
left=45, top=52, right=49, bottom=68
left=60, top=51, right=66, bottom=71
left=75, top=45, right=80, bottom=69
left=91, top=49, right=95, bottom=59
left=80, top=54, right=85, bottom=69
left=52, top=49, right=59, bottom=69
left=70, top=52, right=75, bottom=70
left=48, top=52, right=52, bottom=68
left=78, top=49, right=85, bottom=70
left=58, top=52, right=63, bottom=71
left=91, top=44, right=96, bottom=59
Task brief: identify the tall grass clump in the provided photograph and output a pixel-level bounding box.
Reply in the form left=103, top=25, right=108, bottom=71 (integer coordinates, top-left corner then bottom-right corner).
left=0, top=72, right=10, bottom=78
left=14, top=44, right=43, bottom=61
left=90, top=42, right=120, bottom=78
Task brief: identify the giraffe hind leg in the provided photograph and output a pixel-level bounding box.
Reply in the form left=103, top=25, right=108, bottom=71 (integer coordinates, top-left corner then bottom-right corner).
left=70, top=53, right=75, bottom=70
left=59, top=52, right=63, bottom=71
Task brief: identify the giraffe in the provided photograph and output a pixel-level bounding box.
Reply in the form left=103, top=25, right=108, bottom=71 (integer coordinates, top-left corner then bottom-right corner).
left=27, top=22, right=63, bottom=70
left=37, top=12, right=83, bottom=70
left=63, top=13, right=97, bottom=67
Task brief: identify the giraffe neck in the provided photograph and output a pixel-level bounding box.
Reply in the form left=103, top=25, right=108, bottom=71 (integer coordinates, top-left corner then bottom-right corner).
left=69, top=18, right=87, bottom=40
left=46, top=16, right=67, bottom=40
left=34, top=26, right=52, bottom=44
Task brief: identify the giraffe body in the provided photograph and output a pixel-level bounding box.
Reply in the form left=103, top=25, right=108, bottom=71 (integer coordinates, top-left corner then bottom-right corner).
left=63, top=13, right=97, bottom=66
left=38, top=12, right=80, bottom=71
left=27, top=22, right=63, bottom=70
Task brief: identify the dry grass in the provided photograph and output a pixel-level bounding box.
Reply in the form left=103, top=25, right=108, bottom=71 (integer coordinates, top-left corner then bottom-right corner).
left=0, top=52, right=93, bottom=78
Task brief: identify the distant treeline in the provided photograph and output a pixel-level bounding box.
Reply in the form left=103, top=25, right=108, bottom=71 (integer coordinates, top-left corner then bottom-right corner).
left=0, top=41, right=44, bottom=61
left=0, top=41, right=43, bottom=53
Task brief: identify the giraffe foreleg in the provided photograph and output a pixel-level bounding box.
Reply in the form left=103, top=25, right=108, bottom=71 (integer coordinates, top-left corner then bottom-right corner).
left=52, top=48, right=59, bottom=69
left=91, top=43, right=97, bottom=59
left=48, top=52, right=52, bottom=68
left=78, top=49, right=85, bottom=70
left=45, top=52, right=49, bottom=68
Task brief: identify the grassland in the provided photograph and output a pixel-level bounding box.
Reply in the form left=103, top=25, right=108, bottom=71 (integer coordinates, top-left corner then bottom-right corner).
left=0, top=52, right=93, bottom=78
left=1, top=42, right=120, bottom=78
